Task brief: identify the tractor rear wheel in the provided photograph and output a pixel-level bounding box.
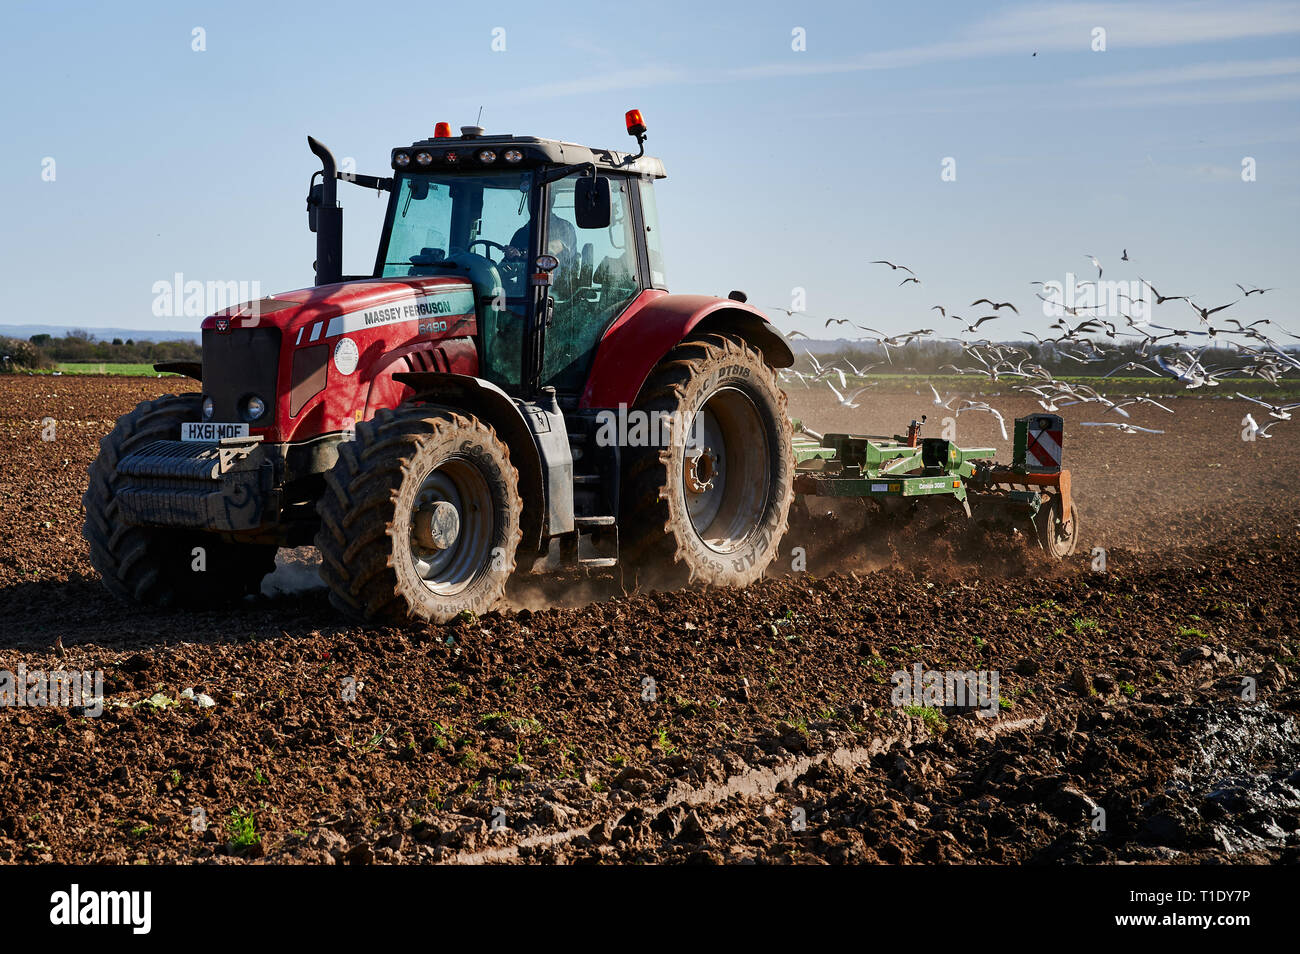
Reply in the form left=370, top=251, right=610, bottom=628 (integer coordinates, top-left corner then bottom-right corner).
left=1034, top=494, right=1079, bottom=558
left=315, top=407, right=522, bottom=624
left=83, top=393, right=278, bottom=605
left=620, top=333, right=793, bottom=587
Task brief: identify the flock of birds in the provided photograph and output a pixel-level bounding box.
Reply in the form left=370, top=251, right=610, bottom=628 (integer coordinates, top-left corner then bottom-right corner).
left=769, top=255, right=1300, bottom=443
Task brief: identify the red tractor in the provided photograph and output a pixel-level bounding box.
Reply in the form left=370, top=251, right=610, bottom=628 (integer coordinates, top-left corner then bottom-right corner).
left=84, top=112, right=796, bottom=622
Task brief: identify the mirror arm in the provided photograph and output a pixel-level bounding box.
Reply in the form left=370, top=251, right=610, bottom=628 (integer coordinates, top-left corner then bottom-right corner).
left=538, top=161, right=596, bottom=186
left=336, top=171, right=393, bottom=192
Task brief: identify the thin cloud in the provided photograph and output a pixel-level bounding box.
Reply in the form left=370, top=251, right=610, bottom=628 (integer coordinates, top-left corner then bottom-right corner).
left=1078, top=56, right=1300, bottom=87
left=1118, top=79, right=1300, bottom=106
left=516, top=2, right=1300, bottom=98
left=517, top=66, right=686, bottom=100
left=724, top=1, right=1300, bottom=83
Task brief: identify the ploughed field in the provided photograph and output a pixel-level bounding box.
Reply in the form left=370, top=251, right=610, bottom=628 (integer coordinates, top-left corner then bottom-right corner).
left=0, top=374, right=1297, bottom=864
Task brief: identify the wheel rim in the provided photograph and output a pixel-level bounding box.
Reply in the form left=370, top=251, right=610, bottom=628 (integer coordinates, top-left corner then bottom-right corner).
left=1045, top=500, right=1077, bottom=556
left=407, top=457, right=494, bottom=596
left=682, top=387, right=771, bottom=553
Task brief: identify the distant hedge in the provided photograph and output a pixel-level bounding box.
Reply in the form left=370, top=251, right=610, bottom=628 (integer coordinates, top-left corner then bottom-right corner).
left=0, top=337, right=54, bottom=370
left=2, top=330, right=201, bottom=371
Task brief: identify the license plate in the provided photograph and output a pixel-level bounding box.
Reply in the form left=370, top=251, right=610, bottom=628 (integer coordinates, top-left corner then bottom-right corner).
left=181, top=422, right=249, bottom=442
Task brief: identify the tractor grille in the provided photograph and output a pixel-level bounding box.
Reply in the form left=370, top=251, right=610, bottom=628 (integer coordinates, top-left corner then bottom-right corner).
left=201, top=327, right=281, bottom=422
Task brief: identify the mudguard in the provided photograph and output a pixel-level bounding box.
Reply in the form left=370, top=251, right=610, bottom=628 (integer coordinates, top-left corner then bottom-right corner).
left=579, top=291, right=794, bottom=409
left=392, top=372, right=557, bottom=552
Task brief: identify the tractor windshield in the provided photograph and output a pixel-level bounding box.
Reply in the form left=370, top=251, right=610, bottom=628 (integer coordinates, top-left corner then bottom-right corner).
left=377, top=171, right=535, bottom=296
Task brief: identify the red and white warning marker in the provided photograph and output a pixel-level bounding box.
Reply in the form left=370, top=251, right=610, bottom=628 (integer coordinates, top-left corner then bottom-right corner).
left=1025, top=415, right=1063, bottom=471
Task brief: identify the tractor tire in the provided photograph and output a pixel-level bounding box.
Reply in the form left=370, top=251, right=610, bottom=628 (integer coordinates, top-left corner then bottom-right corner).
left=620, top=333, right=793, bottom=587
left=315, top=407, right=522, bottom=624
left=1034, top=494, right=1079, bottom=558
left=83, top=393, right=278, bottom=606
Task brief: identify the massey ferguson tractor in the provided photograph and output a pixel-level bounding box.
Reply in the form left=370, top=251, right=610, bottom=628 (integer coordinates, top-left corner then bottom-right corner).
left=84, top=111, right=799, bottom=622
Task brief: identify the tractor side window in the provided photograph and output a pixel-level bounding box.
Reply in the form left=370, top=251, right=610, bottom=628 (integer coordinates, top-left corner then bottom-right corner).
left=541, top=173, right=641, bottom=392
left=638, top=178, right=667, bottom=289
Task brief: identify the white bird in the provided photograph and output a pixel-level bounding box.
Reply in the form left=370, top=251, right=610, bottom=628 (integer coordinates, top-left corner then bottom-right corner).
left=828, top=380, right=872, bottom=409
left=955, top=401, right=1008, bottom=440
left=1155, top=352, right=1214, bottom=389
left=1112, top=397, right=1175, bottom=415
left=1103, top=361, right=1162, bottom=378
left=1080, top=422, right=1165, bottom=434
left=1236, top=392, right=1300, bottom=421
left=929, top=384, right=956, bottom=409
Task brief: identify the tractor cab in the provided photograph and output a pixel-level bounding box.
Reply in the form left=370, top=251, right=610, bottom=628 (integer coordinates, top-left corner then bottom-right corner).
left=310, top=112, right=667, bottom=399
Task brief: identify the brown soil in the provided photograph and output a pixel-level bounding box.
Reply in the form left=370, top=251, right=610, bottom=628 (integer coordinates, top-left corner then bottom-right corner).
left=0, top=374, right=1296, bottom=864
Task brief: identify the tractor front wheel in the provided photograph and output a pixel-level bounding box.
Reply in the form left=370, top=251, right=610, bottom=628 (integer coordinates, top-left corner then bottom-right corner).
left=315, top=407, right=522, bottom=624
left=620, top=333, right=793, bottom=587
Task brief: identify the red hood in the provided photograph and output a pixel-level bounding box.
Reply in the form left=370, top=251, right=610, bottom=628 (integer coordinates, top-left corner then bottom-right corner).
left=200, top=276, right=475, bottom=338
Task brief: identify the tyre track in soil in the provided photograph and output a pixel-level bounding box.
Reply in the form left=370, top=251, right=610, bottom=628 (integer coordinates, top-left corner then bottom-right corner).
left=0, top=375, right=1298, bottom=864
left=445, top=715, right=1047, bottom=864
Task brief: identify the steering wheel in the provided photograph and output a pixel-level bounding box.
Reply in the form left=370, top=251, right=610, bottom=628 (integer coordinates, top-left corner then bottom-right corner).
left=467, top=239, right=509, bottom=264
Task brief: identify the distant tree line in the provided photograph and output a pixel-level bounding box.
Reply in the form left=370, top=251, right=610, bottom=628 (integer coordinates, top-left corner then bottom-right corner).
left=0, top=330, right=201, bottom=370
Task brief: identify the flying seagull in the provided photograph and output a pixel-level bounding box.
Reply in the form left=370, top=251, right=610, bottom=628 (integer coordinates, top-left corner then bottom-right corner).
left=827, top=380, right=872, bottom=409
left=971, top=299, right=1019, bottom=314
left=1236, top=392, right=1300, bottom=421
left=929, top=384, right=957, bottom=409
left=1139, top=279, right=1188, bottom=305
left=1189, top=299, right=1237, bottom=324
left=955, top=401, right=1008, bottom=440
left=1235, top=284, right=1275, bottom=297
left=1080, top=422, right=1165, bottom=435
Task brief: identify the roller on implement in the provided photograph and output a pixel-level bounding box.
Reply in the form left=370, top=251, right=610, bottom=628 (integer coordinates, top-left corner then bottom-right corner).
left=791, top=412, right=1079, bottom=557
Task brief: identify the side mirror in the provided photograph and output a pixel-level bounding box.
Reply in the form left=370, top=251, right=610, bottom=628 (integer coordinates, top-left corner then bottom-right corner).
left=574, top=175, right=611, bottom=230
left=307, top=182, right=323, bottom=233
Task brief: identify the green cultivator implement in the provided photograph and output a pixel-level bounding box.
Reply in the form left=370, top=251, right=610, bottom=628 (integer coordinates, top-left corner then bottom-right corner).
left=791, top=413, right=1079, bottom=558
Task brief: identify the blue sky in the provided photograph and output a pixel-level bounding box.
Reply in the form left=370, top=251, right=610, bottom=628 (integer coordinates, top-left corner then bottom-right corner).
left=2, top=0, right=1298, bottom=339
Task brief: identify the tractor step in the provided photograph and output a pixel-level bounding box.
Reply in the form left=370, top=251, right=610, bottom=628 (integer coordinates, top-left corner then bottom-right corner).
left=578, top=557, right=618, bottom=568
left=574, top=515, right=616, bottom=527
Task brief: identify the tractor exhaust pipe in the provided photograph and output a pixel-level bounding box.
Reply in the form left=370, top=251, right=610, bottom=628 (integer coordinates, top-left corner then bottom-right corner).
left=307, top=136, right=343, bottom=286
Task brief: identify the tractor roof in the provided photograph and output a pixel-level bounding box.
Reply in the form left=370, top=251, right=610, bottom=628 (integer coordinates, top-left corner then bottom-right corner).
left=392, top=132, right=666, bottom=179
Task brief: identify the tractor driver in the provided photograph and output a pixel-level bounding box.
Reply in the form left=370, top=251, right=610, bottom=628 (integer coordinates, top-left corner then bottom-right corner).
left=504, top=210, right=579, bottom=299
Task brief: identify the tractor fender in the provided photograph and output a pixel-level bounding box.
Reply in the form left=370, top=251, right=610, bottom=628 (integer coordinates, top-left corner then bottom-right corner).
left=391, top=371, right=546, bottom=554
left=579, top=291, right=794, bottom=410
left=362, top=337, right=479, bottom=421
